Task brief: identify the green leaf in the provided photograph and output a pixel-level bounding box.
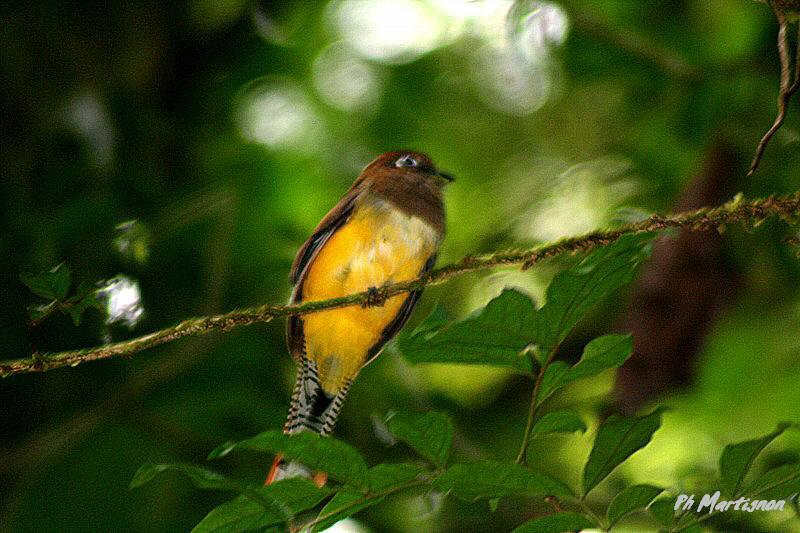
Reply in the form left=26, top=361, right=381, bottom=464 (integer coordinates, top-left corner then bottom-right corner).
left=311, top=463, right=424, bottom=532
left=582, top=409, right=665, bottom=497
left=530, top=409, right=587, bottom=438
left=130, top=463, right=243, bottom=491
left=365, top=463, right=425, bottom=491
left=66, top=281, right=102, bottom=326
left=255, top=479, right=331, bottom=517
left=673, top=510, right=702, bottom=531
left=397, top=288, right=536, bottom=372
left=510, top=511, right=595, bottom=533
left=398, top=236, right=653, bottom=373
left=208, top=431, right=369, bottom=490
left=719, top=423, right=792, bottom=497
left=530, top=234, right=653, bottom=353
left=746, top=462, right=800, bottom=500
left=192, top=495, right=276, bottom=533
left=434, top=461, right=573, bottom=501
left=648, top=496, right=676, bottom=527
left=410, top=304, right=449, bottom=335
left=606, top=484, right=664, bottom=527
left=386, top=411, right=453, bottom=468
left=20, top=262, right=71, bottom=301
left=192, top=480, right=330, bottom=533
left=538, top=334, right=633, bottom=406
left=312, top=491, right=366, bottom=533
left=27, top=302, right=57, bottom=323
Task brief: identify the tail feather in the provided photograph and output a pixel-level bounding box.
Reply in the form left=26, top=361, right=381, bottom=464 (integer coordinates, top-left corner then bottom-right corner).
left=266, top=359, right=352, bottom=486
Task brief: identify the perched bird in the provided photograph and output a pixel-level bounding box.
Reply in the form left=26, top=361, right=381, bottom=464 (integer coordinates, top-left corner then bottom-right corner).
left=267, top=151, right=452, bottom=485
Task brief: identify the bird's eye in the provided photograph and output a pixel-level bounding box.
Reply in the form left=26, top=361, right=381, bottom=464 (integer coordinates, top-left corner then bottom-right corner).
left=395, top=155, right=418, bottom=168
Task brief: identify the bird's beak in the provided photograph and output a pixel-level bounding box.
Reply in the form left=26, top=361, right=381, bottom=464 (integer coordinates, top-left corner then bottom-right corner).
left=438, top=171, right=455, bottom=183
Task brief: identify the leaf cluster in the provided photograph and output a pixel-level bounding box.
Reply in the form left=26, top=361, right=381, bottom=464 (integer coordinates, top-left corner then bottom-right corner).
left=20, top=262, right=103, bottom=327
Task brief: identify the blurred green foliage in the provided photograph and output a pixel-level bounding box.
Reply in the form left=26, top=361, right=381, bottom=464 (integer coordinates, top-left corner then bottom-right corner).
left=2, top=0, right=800, bottom=531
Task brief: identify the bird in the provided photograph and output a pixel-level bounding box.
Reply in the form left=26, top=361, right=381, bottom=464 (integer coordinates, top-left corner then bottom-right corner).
left=267, top=151, right=452, bottom=485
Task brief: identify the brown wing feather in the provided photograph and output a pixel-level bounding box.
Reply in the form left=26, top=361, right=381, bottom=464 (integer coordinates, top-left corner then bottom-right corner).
left=286, top=186, right=363, bottom=361
left=289, top=189, right=361, bottom=285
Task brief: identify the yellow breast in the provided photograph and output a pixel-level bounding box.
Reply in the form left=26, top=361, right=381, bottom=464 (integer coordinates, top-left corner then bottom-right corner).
left=301, top=194, right=439, bottom=395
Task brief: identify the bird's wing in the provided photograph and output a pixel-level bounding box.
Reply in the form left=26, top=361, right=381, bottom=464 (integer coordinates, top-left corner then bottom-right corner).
left=288, top=189, right=362, bottom=285
left=362, top=253, right=437, bottom=368
left=286, top=188, right=361, bottom=361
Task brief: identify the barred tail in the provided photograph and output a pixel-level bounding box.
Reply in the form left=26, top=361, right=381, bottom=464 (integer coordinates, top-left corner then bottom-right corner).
left=266, top=358, right=352, bottom=486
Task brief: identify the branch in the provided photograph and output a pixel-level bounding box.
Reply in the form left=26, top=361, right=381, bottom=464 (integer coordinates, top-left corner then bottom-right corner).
left=3, top=191, right=800, bottom=378
left=749, top=3, right=800, bottom=175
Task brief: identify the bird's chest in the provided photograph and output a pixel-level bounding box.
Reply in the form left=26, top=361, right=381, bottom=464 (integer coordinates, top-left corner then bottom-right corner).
left=305, top=198, right=438, bottom=297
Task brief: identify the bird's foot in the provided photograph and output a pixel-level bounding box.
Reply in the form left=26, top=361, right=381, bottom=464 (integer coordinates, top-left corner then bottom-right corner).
left=362, top=286, right=388, bottom=308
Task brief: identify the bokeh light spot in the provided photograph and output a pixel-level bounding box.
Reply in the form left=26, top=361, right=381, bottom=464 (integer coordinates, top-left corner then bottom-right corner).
left=468, top=1, right=569, bottom=115
left=237, top=81, right=322, bottom=151
left=312, top=43, right=383, bottom=113
left=471, top=44, right=552, bottom=115
left=510, top=1, right=569, bottom=61
left=512, top=157, right=640, bottom=242
left=62, top=91, right=115, bottom=168
left=328, top=0, right=449, bottom=63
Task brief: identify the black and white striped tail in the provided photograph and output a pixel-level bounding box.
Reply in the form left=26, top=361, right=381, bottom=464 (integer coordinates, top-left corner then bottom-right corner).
left=267, top=358, right=352, bottom=485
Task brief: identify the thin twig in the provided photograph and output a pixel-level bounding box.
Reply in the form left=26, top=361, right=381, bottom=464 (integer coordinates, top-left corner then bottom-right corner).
left=3, top=191, right=800, bottom=378
left=749, top=5, right=800, bottom=175
left=515, top=345, right=562, bottom=465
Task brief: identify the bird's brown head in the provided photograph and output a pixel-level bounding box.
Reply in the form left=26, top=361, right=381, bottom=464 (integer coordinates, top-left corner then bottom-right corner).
left=360, top=151, right=454, bottom=189
left=357, top=151, right=452, bottom=233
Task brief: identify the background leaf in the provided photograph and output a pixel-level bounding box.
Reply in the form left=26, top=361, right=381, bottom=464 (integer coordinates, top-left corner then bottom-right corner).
left=209, top=431, right=369, bottom=490
left=311, top=463, right=424, bottom=532
left=66, top=281, right=102, bottom=326
left=719, top=423, right=792, bottom=496
left=648, top=497, right=677, bottom=528
left=606, top=484, right=664, bottom=527
left=130, top=463, right=243, bottom=491
left=746, top=462, right=800, bottom=500
left=192, top=495, right=277, bottom=533
left=434, top=461, right=573, bottom=501
left=397, top=288, right=536, bottom=372
left=530, top=409, right=587, bottom=438
left=192, top=480, right=330, bottom=533
left=510, top=511, right=595, bottom=533
left=582, top=409, right=665, bottom=497
left=398, top=235, right=652, bottom=372
left=20, top=262, right=71, bottom=301
left=386, top=411, right=453, bottom=468
left=538, top=334, right=633, bottom=406
left=529, top=234, right=653, bottom=353
left=27, top=302, right=56, bottom=323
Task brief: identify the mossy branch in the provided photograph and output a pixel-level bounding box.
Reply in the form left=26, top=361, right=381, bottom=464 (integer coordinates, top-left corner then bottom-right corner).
left=2, top=191, right=800, bottom=378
